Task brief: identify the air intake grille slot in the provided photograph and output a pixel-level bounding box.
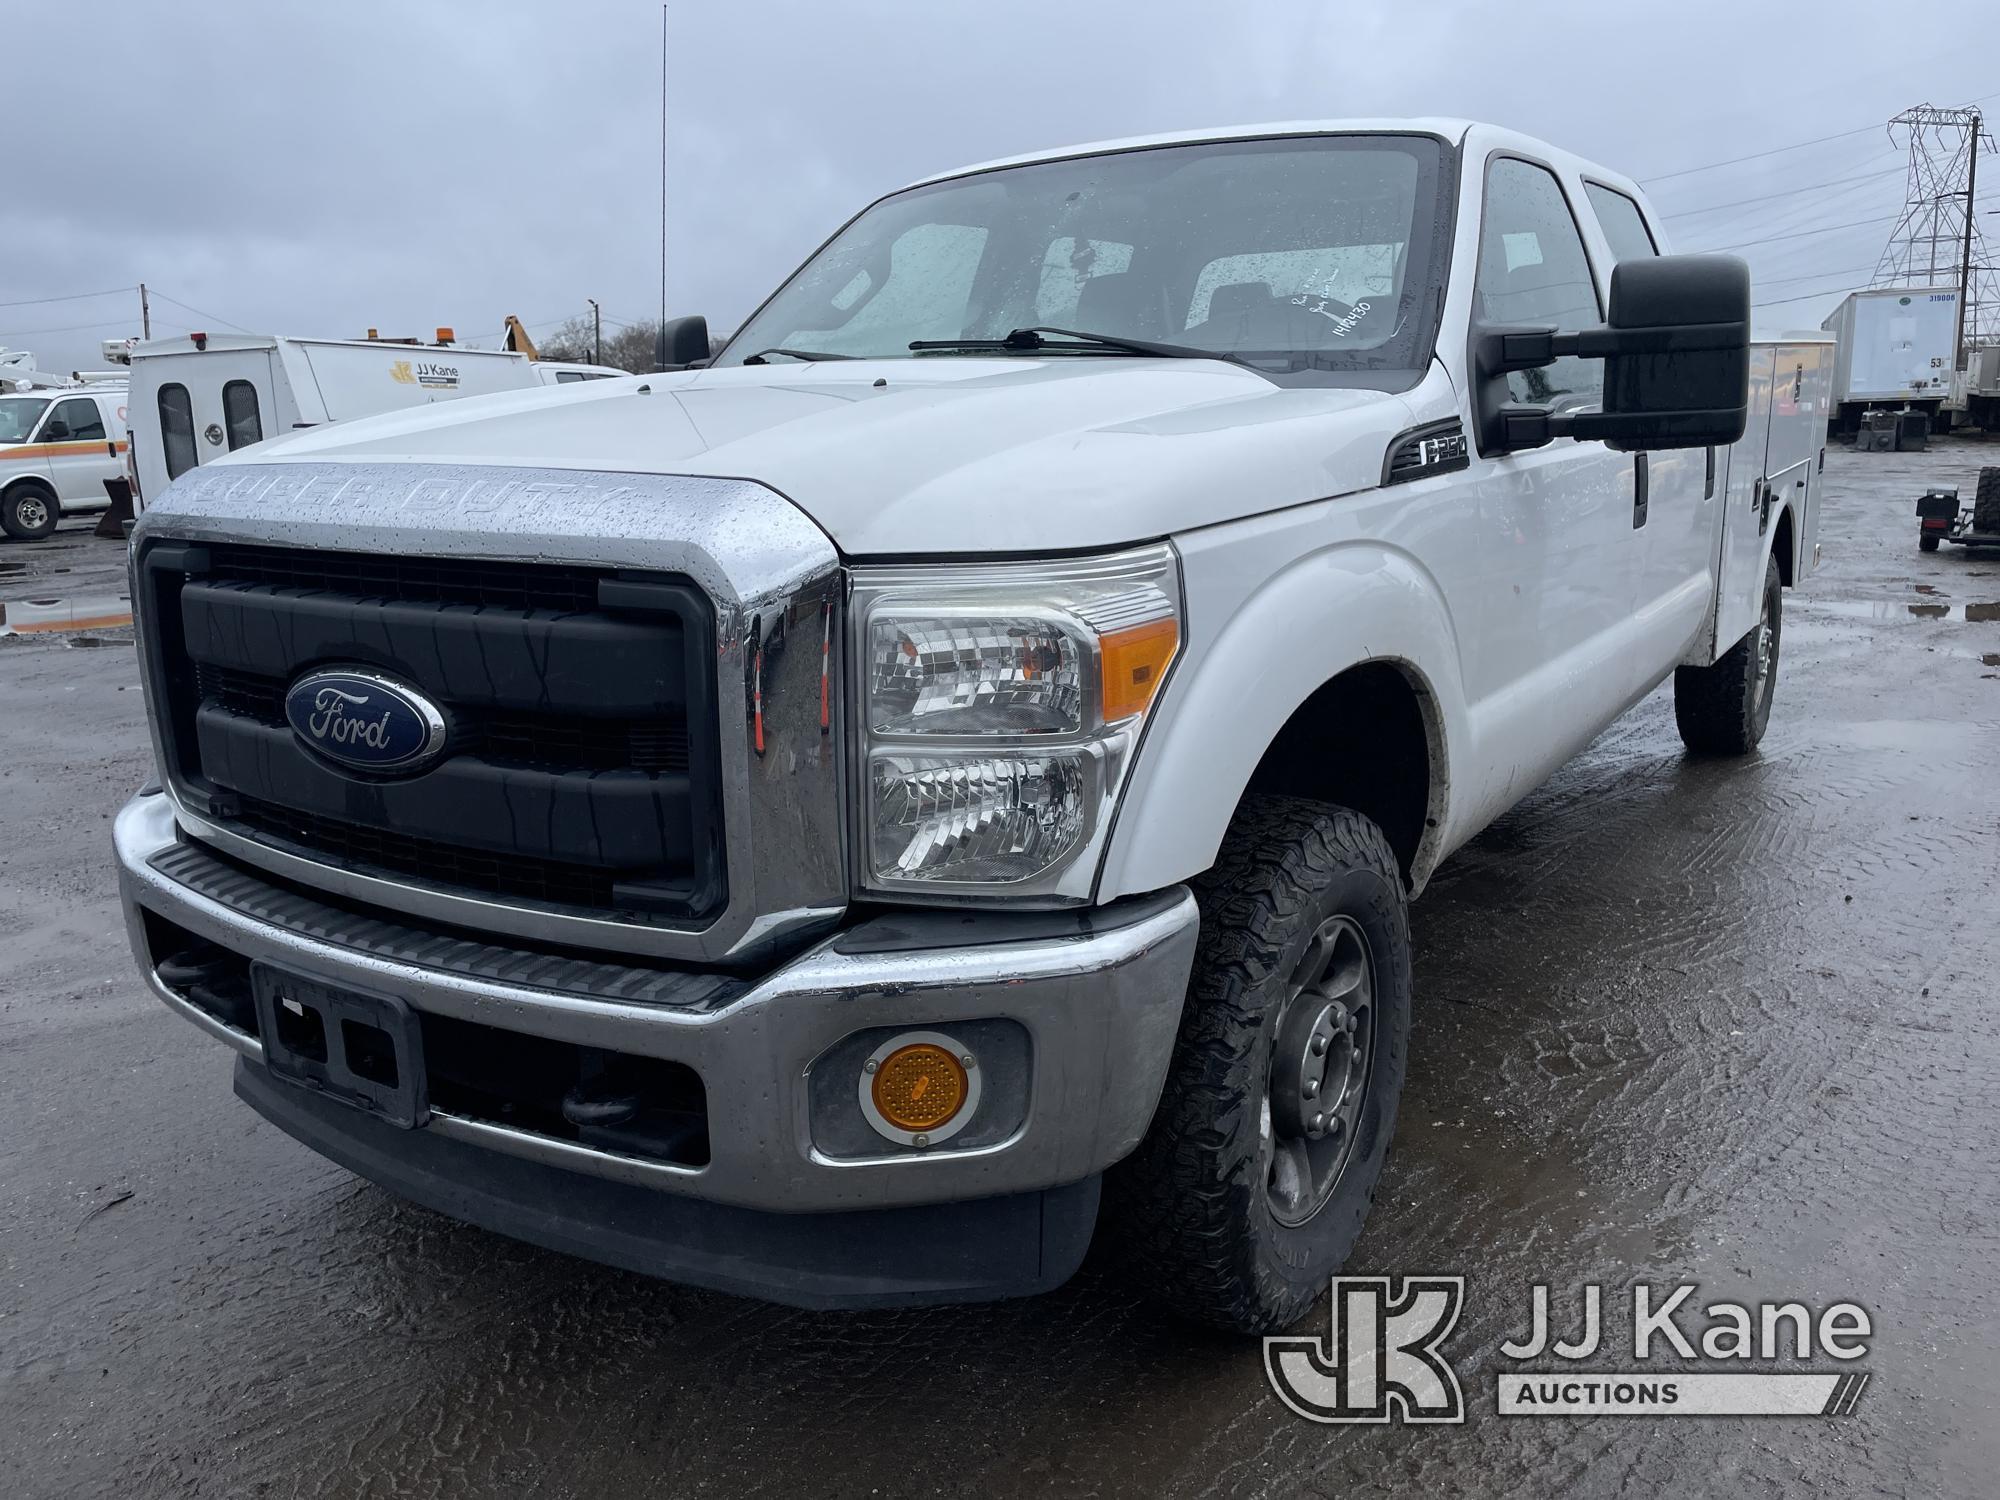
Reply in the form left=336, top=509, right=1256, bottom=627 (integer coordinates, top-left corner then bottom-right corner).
left=207, top=544, right=603, bottom=613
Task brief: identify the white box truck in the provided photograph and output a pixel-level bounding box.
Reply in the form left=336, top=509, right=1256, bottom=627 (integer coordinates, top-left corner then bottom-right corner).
left=1820, top=285, right=1961, bottom=432
left=119, top=334, right=623, bottom=505
left=117, top=119, right=1811, bottom=1333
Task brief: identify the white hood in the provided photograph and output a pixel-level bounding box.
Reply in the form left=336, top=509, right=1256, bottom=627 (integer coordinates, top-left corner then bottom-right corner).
left=231, top=358, right=1420, bottom=555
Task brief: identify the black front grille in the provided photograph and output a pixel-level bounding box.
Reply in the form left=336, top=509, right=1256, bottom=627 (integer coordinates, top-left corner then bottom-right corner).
left=229, top=798, right=625, bottom=912
left=142, top=541, right=724, bottom=926
left=207, top=544, right=603, bottom=613
left=196, top=664, right=693, bottom=775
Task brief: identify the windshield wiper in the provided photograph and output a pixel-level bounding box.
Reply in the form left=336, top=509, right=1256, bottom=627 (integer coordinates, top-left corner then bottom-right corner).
left=741, top=347, right=857, bottom=364
left=909, top=326, right=1251, bottom=365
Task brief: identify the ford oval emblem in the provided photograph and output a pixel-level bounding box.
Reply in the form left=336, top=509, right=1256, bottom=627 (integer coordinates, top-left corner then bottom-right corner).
left=284, top=669, right=448, bottom=775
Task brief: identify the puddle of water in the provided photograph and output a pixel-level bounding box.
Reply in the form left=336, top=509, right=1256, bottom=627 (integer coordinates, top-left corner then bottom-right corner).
left=0, top=591, right=134, bottom=635
left=1806, top=599, right=2000, bottom=623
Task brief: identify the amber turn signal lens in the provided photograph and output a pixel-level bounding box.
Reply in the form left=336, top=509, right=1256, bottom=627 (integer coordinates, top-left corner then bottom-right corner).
left=870, top=1042, right=969, bottom=1132
left=1099, top=615, right=1179, bottom=723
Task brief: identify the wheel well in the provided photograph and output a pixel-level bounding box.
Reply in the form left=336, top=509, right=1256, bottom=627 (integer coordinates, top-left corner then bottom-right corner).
left=1242, top=661, right=1436, bottom=885
left=1772, top=506, right=1796, bottom=587
left=4, top=476, right=56, bottom=500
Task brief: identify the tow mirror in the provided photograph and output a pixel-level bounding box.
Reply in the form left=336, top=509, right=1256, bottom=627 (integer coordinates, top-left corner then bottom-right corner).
left=655, top=315, right=711, bottom=371
left=1474, top=253, right=1750, bottom=455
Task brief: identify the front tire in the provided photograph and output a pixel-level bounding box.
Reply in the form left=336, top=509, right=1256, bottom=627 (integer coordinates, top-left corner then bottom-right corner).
left=1110, top=796, right=1411, bottom=1334
left=1, top=482, right=59, bottom=541
left=1919, top=534, right=1941, bottom=553
left=1675, top=553, right=1782, bottom=755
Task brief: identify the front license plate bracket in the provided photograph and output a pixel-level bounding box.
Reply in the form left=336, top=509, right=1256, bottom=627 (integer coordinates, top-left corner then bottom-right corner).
left=251, top=963, right=429, bottom=1128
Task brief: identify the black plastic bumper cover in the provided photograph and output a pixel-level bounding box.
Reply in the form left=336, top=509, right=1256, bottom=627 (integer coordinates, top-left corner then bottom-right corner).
left=235, top=1058, right=1102, bottom=1310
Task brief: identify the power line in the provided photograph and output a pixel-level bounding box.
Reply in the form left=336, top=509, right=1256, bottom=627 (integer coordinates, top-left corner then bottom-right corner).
left=1661, top=165, right=1905, bottom=220
left=1640, top=87, right=2000, bottom=184
left=0, top=286, right=135, bottom=311
left=147, top=291, right=252, bottom=334
left=1695, top=212, right=1903, bottom=253
left=1753, top=280, right=1873, bottom=309
left=1642, top=123, right=1883, bottom=185
left=1753, top=263, right=1876, bottom=288
left=0, top=315, right=143, bottom=338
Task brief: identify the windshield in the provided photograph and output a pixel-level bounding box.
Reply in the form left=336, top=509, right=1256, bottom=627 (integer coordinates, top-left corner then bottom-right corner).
left=720, top=133, right=1451, bottom=385
left=0, top=397, right=50, bottom=443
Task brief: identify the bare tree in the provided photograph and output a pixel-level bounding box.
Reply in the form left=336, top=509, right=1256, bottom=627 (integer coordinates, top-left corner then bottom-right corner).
left=520, top=315, right=725, bottom=372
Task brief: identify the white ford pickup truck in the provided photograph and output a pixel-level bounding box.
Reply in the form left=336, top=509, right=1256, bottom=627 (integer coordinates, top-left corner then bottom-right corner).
left=116, top=119, right=1806, bottom=1333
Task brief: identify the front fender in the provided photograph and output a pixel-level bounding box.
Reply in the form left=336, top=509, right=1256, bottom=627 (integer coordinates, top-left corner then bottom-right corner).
left=1098, top=529, right=1467, bottom=901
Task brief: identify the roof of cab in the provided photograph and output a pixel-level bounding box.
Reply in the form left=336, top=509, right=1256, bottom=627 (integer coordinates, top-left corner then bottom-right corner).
left=904, top=118, right=1480, bottom=189
left=899, top=118, right=1651, bottom=208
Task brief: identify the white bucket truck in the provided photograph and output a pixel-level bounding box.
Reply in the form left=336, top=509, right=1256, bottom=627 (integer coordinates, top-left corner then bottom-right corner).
left=117, top=333, right=623, bottom=506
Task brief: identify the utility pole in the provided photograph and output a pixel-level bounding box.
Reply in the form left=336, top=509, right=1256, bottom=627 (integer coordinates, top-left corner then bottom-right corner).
left=587, top=297, right=602, bottom=365
left=1958, top=112, right=1980, bottom=369
left=659, top=2, right=669, bottom=369
left=139, top=283, right=151, bottom=340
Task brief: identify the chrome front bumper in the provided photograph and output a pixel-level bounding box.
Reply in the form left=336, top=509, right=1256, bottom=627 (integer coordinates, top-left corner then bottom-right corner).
left=115, top=791, right=1199, bottom=1217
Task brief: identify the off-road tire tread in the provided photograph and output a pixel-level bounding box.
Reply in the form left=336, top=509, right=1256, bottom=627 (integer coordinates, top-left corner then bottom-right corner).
left=1675, top=554, right=1780, bottom=755
left=1108, top=795, right=1406, bottom=1333
left=1974, top=467, right=2000, bottom=536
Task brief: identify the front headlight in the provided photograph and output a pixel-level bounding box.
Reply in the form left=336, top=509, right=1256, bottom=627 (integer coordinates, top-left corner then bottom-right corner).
left=852, top=543, right=1181, bottom=902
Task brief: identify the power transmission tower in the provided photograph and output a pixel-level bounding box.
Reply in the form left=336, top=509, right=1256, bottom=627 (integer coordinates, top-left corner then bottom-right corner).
left=1869, top=103, right=1996, bottom=361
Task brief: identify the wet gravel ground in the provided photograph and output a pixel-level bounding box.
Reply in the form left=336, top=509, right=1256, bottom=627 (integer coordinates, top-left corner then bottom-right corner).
left=4, top=445, right=1998, bottom=1498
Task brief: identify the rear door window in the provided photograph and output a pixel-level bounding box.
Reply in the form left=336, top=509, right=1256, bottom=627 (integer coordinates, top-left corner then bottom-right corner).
left=1584, top=183, right=1660, bottom=264
left=222, top=380, right=263, bottom=450
left=158, top=383, right=197, bottom=479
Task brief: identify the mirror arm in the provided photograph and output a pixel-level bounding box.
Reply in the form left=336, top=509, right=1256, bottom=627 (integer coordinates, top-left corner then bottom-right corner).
left=1478, top=320, right=1746, bottom=378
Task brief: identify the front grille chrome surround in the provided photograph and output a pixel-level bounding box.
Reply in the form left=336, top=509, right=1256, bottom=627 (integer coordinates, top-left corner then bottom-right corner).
left=132, top=461, right=848, bottom=966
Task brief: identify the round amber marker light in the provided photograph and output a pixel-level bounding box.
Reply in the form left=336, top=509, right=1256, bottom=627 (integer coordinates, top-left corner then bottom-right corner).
left=870, top=1043, right=969, bottom=1132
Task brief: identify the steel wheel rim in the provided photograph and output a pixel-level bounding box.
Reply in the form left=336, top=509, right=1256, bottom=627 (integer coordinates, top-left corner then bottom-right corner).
left=1265, top=913, right=1375, bottom=1227
left=17, top=496, right=49, bottom=531
left=1752, top=588, right=1774, bottom=700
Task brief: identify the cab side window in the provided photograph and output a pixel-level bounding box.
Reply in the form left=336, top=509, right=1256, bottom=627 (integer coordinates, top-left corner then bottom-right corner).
left=159, top=384, right=197, bottom=480
left=1476, top=158, right=1603, bottom=406
left=47, top=397, right=106, bottom=442
left=1584, top=183, right=1660, bottom=265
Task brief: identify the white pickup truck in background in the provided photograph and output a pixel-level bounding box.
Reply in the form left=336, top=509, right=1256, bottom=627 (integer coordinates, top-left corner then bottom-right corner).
left=117, top=119, right=1815, bottom=1332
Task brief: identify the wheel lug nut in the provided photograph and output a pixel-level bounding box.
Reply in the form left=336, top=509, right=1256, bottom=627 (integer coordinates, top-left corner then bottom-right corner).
left=1310, top=1035, right=1328, bottom=1056
left=1302, top=1079, right=1319, bottom=1098
left=1311, top=1113, right=1326, bottom=1133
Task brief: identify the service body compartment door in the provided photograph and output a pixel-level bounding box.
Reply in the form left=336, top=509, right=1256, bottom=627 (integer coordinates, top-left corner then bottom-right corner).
left=1786, top=341, right=1834, bottom=576
left=1710, top=344, right=1778, bottom=658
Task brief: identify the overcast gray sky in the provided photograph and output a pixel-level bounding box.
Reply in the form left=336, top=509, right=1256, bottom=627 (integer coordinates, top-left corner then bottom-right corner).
left=6, top=0, right=1997, bottom=374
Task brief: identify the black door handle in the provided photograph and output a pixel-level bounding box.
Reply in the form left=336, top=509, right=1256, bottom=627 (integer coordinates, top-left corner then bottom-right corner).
left=1632, top=453, right=1650, bottom=529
